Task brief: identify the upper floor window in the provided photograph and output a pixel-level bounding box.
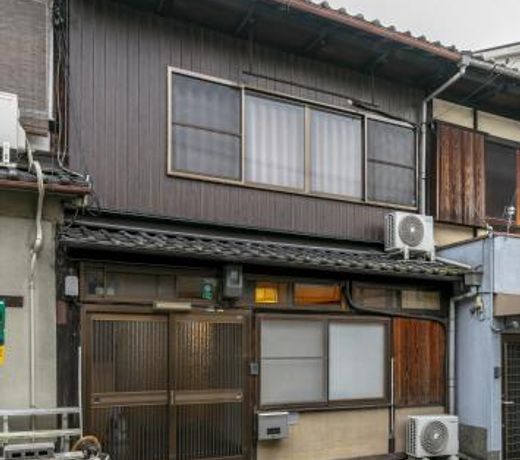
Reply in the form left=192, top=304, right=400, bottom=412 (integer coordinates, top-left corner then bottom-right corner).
left=171, top=74, right=241, bottom=180
left=485, top=139, right=517, bottom=219
left=168, top=69, right=417, bottom=208
left=436, top=122, right=519, bottom=225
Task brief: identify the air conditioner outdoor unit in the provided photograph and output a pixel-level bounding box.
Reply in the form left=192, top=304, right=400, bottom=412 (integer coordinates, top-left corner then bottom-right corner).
left=385, top=212, right=435, bottom=260
left=0, top=91, right=26, bottom=165
left=406, top=415, right=458, bottom=459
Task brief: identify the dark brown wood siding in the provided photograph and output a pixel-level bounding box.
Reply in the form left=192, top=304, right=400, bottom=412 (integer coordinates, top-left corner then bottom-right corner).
left=68, top=0, right=424, bottom=242
left=393, top=318, right=446, bottom=407
left=436, top=122, right=485, bottom=226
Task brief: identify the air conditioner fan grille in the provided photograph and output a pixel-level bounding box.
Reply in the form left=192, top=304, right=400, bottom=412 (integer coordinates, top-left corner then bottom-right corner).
left=398, top=215, right=425, bottom=248
left=421, top=420, right=449, bottom=454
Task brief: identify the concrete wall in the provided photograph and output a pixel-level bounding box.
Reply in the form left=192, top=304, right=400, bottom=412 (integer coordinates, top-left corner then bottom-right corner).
left=435, top=223, right=475, bottom=247
left=256, top=409, right=389, bottom=460
left=439, top=239, right=502, bottom=459
left=0, top=191, right=61, bottom=411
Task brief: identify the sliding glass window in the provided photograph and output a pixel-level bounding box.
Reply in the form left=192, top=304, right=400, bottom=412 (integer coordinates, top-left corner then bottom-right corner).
left=367, top=120, right=416, bottom=206
left=245, top=95, right=305, bottom=189
left=310, top=109, right=363, bottom=198
left=169, top=70, right=417, bottom=209
left=171, top=74, right=241, bottom=180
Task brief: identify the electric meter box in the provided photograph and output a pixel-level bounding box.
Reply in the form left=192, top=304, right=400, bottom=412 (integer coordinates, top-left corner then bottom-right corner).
left=258, top=412, right=289, bottom=440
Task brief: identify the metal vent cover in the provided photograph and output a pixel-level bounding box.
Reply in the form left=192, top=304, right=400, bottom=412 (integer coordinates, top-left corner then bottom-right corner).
left=398, top=215, right=425, bottom=248
left=421, top=420, right=449, bottom=454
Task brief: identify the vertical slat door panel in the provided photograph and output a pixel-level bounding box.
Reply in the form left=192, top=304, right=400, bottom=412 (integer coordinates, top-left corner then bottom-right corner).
left=172, top=314, right=249, bottom=460
left=86, top=313, right=169, bottom=460
left=436, top=123, right=485, bottom=225
left=85, top=311, right=249, bottom=460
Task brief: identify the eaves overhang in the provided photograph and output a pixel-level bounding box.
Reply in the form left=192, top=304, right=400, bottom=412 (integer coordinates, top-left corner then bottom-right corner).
left=105, top=0, right=520, bottom=120
left=59, top=220, right=469, bottom=282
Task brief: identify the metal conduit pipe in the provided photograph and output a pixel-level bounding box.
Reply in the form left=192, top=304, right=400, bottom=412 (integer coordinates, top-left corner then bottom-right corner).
left=419, top=56, right=469, bottom=215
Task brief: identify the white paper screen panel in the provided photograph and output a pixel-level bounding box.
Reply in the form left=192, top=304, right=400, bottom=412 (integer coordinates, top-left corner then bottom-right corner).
left=328, top=322, right=385, bottom=400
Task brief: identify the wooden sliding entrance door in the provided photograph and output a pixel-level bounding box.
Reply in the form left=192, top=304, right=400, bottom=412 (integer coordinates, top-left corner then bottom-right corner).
left=84, top=310, right=250, bottom=460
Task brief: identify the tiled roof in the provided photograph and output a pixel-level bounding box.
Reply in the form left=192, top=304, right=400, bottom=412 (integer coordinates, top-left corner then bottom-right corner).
left=287, top=0, right=461, bottom=57
left=298, top=0, right=520, bottom=76
left=60, top=222, right=469, bottom=280
left=0, top=163, right=90, bottom=194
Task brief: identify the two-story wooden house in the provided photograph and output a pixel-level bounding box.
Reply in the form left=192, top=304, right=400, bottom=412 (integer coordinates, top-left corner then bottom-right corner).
left=48, top=1, right=520, bottom=460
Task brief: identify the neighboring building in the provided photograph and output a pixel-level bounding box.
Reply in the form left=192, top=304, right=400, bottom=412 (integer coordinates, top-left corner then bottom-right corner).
left=478, top=42, right=520, bottom=71
left=432, top=77, right=520, bottom=459
left=2, top=1, right=520, bottom=460
left=0, top=0, right=90, bottom=447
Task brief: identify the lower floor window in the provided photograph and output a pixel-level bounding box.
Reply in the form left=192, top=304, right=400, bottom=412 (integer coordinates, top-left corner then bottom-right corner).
left=259, top=316, right=388, bottom=408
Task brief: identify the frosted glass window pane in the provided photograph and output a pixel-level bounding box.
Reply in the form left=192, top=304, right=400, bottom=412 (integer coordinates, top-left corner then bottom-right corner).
left=367, top=162, right=416, bottom=206
left=311, top=110, right=363, bottom=198
left=261, top=319, right=324, bottom=358
left=172, top=74, right=240, bottom=134
left=245, top=95, right=304, bottom=189
left=260, top=359, right=326, bottom=405
left=329, top=322, right=386, bottom=400
left=367, top=120, right=415, bottom=167
left=172, top=125, right=240, bottom=179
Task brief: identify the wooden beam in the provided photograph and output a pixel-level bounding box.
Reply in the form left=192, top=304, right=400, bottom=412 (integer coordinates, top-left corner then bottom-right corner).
left=235, top=3, right=256, bottom=35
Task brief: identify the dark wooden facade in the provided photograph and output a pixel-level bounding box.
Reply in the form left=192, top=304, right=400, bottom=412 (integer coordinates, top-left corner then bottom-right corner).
left=68, top=0, right=425, bottom=243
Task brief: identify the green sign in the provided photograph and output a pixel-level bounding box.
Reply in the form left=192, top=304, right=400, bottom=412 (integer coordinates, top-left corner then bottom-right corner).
left=201, top=281, right=214, bottom=301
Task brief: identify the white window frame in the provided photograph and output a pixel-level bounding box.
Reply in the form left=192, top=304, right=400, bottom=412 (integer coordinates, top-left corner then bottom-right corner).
left=167, top=66, right=419, bottom=211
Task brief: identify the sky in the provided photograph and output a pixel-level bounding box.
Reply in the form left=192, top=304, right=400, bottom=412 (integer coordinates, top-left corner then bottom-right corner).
left=327, top=0, right=520, bottom=51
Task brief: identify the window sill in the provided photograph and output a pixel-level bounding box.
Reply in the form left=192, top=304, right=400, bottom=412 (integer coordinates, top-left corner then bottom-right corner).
left=258, top=401, right=391, bottom=413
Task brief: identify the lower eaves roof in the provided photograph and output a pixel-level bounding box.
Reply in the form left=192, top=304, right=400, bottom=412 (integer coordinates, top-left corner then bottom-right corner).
left=0, top=164, right=90, bottom=195
left=59, top=221, right=468, bottom=281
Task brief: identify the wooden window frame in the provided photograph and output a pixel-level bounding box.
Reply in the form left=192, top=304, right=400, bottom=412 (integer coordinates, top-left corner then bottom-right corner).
left=167, top=66, right=419, bottom=211
left=256, top=313, right=391, bottom=412
left=238, top=275, right=347, bottom=312
left=351, top=281, right=445, bottom=316
left=79, top=262, right=219, bottom=306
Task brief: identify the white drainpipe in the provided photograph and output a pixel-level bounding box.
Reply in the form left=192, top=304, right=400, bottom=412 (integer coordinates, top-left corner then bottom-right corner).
left=27, top=144, right=45, bottom=410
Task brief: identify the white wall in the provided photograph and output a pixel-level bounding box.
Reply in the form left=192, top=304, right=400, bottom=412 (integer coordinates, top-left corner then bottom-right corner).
left=433, top=98, right=520, bottom=144
left=0, top=192, right=60, bottom=411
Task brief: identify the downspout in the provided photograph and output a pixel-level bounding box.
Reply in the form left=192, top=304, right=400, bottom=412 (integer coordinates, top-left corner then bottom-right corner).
left=420, top=56, right=470, bottom=215
left=27, top=144, right=45, bottom=411
left=448, top=287, right=479, bottom=415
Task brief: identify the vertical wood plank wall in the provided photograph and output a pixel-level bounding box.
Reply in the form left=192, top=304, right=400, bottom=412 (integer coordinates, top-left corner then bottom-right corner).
left=68, top=0, right=425, bottom=242
left=393, top=318, right=446, bottom=407
left=436, top=123, right=485, bottom=226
